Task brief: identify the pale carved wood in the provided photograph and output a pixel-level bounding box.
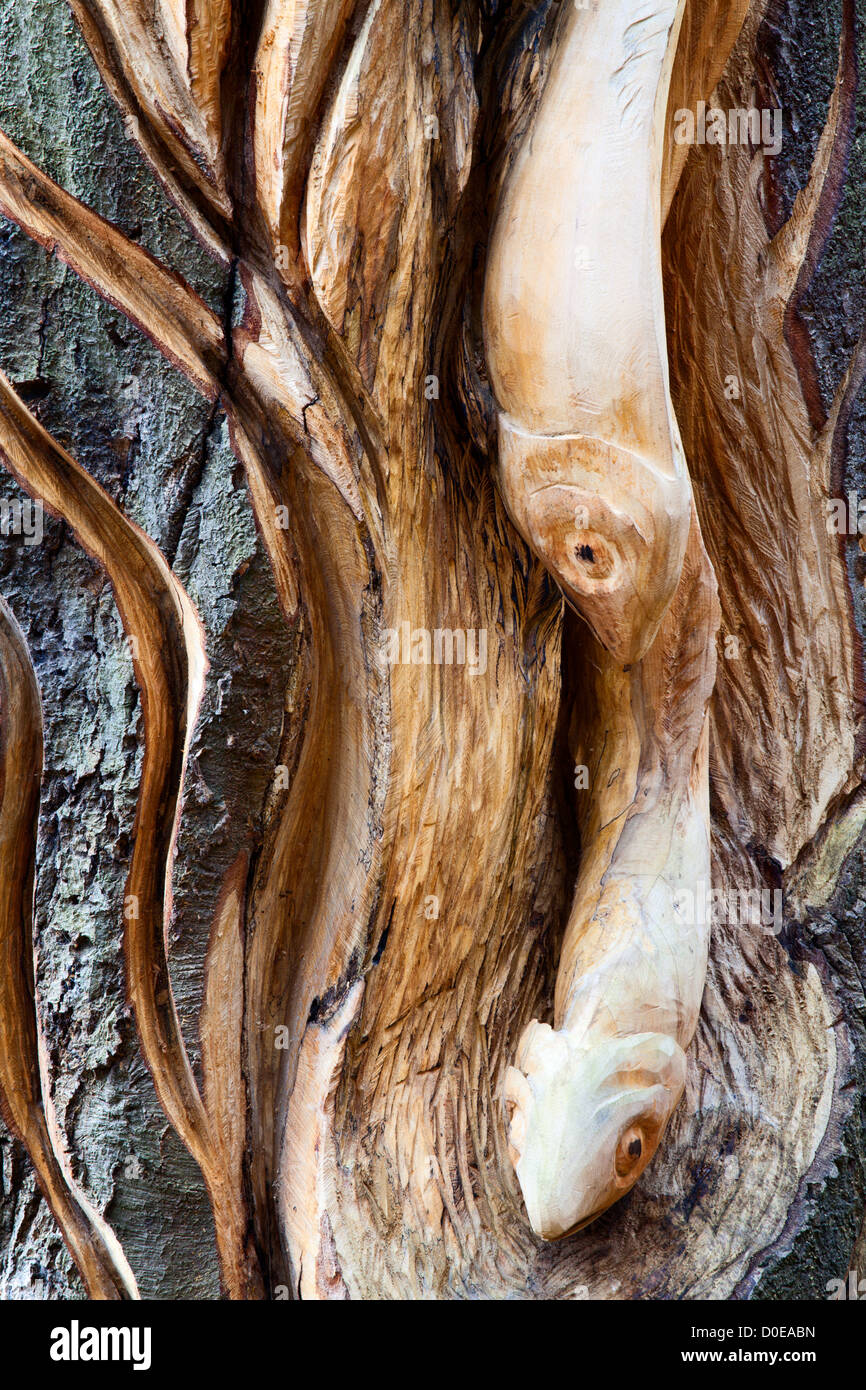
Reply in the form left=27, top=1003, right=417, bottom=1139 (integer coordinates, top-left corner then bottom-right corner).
left=483, top=0, right=717, bottom=1239
left=0, top=0, right=861, bottom=1300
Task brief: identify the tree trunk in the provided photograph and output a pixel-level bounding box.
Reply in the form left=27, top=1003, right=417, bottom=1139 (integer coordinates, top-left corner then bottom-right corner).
left=0, top=0, right=864, bottom=1301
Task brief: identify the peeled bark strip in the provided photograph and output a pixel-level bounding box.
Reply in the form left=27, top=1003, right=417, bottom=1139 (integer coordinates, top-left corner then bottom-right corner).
left=0, top=597, right=137, bottom=1299
left=183, top=0, right=233, bottom=156
left=200, top=851, right=260, bottom=1294
left=661, top=0, right=751, bottom=220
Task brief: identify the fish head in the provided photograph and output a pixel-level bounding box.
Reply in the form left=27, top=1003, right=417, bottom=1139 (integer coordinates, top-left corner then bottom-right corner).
left=504, top=1021, right=687, bottom=1239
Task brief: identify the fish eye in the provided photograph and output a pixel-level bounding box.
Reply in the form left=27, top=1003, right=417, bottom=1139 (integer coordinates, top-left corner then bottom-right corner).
left=614, top=1126, right=645, bottom=1181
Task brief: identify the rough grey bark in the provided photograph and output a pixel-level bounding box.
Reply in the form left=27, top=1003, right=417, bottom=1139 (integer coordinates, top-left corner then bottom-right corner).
left=0, top=0, right=292, bottom=1299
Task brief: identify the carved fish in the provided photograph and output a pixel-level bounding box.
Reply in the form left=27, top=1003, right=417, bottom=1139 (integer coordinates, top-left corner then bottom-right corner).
left=483, top=0, right=719, bottom=1239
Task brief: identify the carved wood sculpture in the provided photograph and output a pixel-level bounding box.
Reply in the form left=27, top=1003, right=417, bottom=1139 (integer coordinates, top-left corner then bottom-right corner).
left=484, top=0, right=717, bottom=1239
left=0, top=0, right=864, bottom=1299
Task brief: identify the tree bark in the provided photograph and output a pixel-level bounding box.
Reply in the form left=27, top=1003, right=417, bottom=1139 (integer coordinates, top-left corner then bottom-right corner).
left=0, top=0, right=864, bottom=1301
